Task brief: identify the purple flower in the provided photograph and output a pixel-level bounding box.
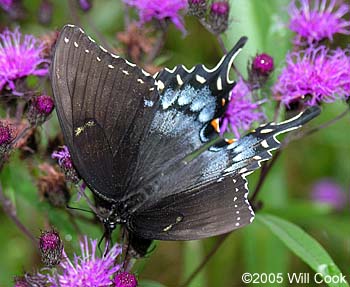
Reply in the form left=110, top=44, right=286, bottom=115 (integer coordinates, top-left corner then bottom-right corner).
left=0, top=28, right=48, bottom=93
left=273, top=46, right=350, bottom=106
left=124, top=0, right=187, bottom=33
left=0, top=0, right=12, bottom=11
left=52, top=146, right=73, bottom=169
left=48, top=236, right=122, bottom=287
left=114, top=272, right=138, bottom=287
left=52, top=146, right=80, bottom=184
left=220, top=78, right=263, bottom=139
left=289, top=0, right=350, bottom=45
left=311, top=179, right=346, bottom=209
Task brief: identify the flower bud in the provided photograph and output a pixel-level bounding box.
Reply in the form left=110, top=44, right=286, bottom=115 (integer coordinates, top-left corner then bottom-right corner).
left=114, top=272, right=138, bottom=287
left=188, top=0, right=207, bottom=18
left=14, top=272, right=46, bottom=287
left=248, top=53, right=274, bottom=89
left=252, top=53, right=274, bottom=75
left=38, top=0, right=53, bottom=25
left=0, top=122, right=14, bottom=162
left=0, top=122, right=13, bottom=148
left=27, top=95, right=54, bottom=126
left=208, top=1, right=229, bottom=34
left=39, top=229, right=63, bottom=267
left=14, top=277, right=30, bottom=287
left=78, top=0, right=92, bottom=11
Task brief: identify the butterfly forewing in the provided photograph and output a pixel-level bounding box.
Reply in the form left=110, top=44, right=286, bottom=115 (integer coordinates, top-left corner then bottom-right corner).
left=51, top=25, right=159, bottom=201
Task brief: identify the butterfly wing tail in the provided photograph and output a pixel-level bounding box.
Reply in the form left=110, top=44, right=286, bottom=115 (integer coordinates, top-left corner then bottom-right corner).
left=273, top=106, right=321, bottom=134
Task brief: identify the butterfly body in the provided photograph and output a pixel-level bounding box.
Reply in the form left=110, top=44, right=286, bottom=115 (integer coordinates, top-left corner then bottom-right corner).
left=51, top=25, right=320, bottom=251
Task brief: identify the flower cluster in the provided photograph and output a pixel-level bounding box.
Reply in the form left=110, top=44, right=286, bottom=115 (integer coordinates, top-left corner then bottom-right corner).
left=15, top=237, right=137, bottom=287
left=0, top=28, right=48, bottom=93
left=47, top=237, right=123, bottom=287
left=274, top=46, right=350, bottom=106
left=124, top=0, right=187, bottom=33
left=289, top=0, right=350, bottom=45
left=274, top=0, right=350, bottom=106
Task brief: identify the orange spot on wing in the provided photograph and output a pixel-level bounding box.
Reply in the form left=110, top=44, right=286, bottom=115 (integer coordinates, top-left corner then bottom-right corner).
left=225, top=138, right=236, bottom=144
left=210, top=118, right=220, bottom=133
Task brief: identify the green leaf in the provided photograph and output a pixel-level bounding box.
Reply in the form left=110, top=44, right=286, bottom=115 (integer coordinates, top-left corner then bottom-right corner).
left=183, top=241, right=206, bottom=287
left=257, top=214, right=349, bottom=287
left=243, top=222, right=287, bottom=287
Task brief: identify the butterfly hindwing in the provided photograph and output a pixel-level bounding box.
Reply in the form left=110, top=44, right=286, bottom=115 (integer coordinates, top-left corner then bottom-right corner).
left=124, top=106, right=320, bottom=239
left=154, top=36, right=247, bottom=143
left=121, top=39, right=248, bottom=206
left=51, top=25, right=159, bottom=201
left=128, top=174, right=253, bottom=240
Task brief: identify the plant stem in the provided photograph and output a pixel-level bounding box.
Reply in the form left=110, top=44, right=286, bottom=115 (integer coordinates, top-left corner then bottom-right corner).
left=67, top=0, right=83, bottom=27
left=0, top=182, right=37, bottom=244
left=10, top=124, right=32, bottom=147
left=145, top=27, right=168, bottom=65
left=216, top=35, right=227, bottom=54
left=250, top=151, right=281, bottom=204
left=180, top=233, right=230, bottom=287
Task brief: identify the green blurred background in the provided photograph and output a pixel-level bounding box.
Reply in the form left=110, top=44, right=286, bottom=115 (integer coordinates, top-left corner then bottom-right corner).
left=0, top=0, right=349, bottom=286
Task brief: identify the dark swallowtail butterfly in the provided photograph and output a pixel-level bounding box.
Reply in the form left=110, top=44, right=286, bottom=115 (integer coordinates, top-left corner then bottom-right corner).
left=51, top=25, right=320, bottom=255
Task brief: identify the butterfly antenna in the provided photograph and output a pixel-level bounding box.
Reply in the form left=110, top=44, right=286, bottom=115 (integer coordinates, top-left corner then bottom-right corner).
left=66, top=204, right=94, bottom=214
left=76, top=184, right=100, bottom=215
left=97, top=230, right=106, bottom=256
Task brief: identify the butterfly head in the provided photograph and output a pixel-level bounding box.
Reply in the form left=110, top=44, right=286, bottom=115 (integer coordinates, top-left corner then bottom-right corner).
left=95, top=202, right=127, bottom=231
